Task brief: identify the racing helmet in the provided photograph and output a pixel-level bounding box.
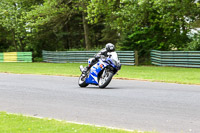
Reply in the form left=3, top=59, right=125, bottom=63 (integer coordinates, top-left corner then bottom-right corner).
left=105, top=43, right=115, bottom=52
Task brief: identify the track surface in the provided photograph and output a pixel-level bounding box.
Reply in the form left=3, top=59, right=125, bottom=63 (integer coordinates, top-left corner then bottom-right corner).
left=0, top=73, right=200, bottom=133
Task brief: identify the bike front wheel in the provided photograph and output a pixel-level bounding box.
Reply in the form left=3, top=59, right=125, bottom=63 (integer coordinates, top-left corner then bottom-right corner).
left=98, top=71, right=113, bottom=88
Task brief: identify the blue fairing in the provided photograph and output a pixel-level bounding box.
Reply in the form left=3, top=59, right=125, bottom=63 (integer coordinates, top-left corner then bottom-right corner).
left=85, top=62, right=103, bottom=85
left=105, top=58, right=118, bottom=69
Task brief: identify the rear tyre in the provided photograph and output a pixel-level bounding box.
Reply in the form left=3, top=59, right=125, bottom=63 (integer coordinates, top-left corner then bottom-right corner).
left=78, top=75, right=89, bottom=87
left=99, top=71, right=113, bottom=88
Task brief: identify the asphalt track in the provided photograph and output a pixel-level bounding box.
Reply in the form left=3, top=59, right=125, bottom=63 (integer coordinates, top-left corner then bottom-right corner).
left=0, top=73, right=200, bottom=133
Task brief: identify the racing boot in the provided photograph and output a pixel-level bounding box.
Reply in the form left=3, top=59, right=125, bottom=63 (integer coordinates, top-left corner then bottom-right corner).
left=81, top=66, right=90, bottom=76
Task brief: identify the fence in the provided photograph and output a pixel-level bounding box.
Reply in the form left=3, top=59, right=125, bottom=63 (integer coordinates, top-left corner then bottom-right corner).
left=42, top=50, right=136, bottom=65
left=0, top=52, right=32, bottom=62
left=151, top=50, right=200, bottom=68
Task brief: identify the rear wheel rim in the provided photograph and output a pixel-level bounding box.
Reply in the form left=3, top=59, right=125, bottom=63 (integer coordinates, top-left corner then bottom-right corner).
left=79, top=75, right=86, bottom=84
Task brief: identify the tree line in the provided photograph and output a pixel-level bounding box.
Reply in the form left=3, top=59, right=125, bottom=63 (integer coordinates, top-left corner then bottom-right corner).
left=0, top=0, right=200, bottom=62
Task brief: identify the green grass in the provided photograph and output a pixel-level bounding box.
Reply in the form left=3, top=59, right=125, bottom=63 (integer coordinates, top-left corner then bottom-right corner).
left=0, top=62, right=200, bottom=85
left=118, top=65, right=200, bottom=85
left=0, top=112, right=155, bottom=133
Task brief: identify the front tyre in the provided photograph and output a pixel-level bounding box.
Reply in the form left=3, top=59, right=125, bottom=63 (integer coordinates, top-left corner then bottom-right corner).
left=98, top=71, right=113, bottom=88
left=78, top=75, right=89, bottom=87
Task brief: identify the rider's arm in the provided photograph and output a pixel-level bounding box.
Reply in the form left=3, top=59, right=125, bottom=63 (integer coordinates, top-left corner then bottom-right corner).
left=94, top=48, right=108, bottom=59
left=100, top=49, right=108, bottom=57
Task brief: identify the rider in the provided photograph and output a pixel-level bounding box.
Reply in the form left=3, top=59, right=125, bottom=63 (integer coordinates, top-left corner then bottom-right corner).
left=82, top=43, right=115, bottom=75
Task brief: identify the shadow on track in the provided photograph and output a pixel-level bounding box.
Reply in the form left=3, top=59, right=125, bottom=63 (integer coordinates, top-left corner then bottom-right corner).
left=82, top=86, right=121, bottom=89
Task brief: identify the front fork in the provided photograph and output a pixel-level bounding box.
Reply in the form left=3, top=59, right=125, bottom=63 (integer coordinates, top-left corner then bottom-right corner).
left=101, top=68, right=108, bottom=78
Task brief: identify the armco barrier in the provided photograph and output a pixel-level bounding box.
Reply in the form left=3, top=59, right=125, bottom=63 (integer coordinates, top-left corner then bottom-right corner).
left=42, top=50, right=135, bottom=65
left=151, top=50, right=200, bottom=68
left=0, top=52, right=32, bottom=62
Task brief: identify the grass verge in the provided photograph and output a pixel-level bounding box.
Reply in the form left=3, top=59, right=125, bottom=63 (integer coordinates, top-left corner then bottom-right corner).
left=0, top=62, right=200, bottom=85
left=0, top=112, right=155, bottom=133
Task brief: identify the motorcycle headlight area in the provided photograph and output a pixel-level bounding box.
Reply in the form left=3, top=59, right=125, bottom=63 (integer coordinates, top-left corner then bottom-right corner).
left=111, top=59, right=118, bottom=66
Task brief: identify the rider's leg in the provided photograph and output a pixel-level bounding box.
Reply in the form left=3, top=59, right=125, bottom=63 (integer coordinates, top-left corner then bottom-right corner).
left=82, top=58, right=97, bottom=74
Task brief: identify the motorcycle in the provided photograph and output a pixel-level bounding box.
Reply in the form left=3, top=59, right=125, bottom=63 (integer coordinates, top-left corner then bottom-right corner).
left=78, top=52, right=121, bottom=88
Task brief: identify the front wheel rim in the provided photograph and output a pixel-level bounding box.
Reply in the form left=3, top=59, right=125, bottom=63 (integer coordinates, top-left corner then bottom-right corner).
left=99, top=72, right=109, bottom=86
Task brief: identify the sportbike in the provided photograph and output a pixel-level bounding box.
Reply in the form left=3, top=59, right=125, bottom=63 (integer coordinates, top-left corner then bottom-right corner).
left=78, top=52, right=121, bottom=88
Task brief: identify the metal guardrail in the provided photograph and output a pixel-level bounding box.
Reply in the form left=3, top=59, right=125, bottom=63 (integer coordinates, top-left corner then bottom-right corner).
left=0, top=52, right=32, bottom=62
left=42, top=50, right=135, bottom=65
left=151, top=50, right=200, bottom=68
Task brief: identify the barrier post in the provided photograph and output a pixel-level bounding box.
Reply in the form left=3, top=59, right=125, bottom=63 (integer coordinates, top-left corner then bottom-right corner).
left=135, top=51, right=139, bottom=66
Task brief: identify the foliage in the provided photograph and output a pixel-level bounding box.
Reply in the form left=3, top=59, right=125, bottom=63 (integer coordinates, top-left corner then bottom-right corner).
left=87, top=0, right=120, bottom=44
left=87, top=0, right=200, bottom=63
left=0, top=0, right=200, bottom=62
left=185, top=32, right=200, bottom=50
left=25, top=0, right=76, bottom=56
left=0, top=26, right=11, bottom=52
left=0, top=0, right=42, bottom=52
left=24, top=0, right=113, bottom=55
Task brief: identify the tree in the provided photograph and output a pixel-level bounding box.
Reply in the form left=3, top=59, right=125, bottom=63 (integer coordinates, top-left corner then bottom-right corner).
left=26, top=0, right=93, bottom=50
left=79, top=0, right=91, bottom=50
left=87, top=0, right=200, bottom=63
left=0, top=0, right=43, bottom=51
left=87, top=0, right=120, bottom=45
left=0, top=26, right=12, bottom=51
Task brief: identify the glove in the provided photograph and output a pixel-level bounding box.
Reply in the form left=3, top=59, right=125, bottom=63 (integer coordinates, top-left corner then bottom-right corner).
left=101, top=51, right=108, bottom=56
left=94, top=53, right=100, bottom=60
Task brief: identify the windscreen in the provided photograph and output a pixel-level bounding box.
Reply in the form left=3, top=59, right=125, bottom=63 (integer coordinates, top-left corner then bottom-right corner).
left=107, top=52, right=120, bottom=66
